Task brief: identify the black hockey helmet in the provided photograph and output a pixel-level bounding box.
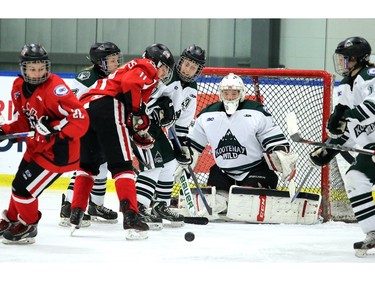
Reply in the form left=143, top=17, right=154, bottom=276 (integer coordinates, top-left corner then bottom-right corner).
left=89, top=41, right=122, bottom=73
left=19, top=43, right=51, bottom=85
left=143, top=43, right=175, bottom=84
left=177, top=44, right=206, bottom=82
left=333, top=36, right=372, bottom=76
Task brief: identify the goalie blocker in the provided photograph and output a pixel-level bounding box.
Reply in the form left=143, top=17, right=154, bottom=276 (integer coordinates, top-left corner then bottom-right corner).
left=177, top=185, right=321, bottom=224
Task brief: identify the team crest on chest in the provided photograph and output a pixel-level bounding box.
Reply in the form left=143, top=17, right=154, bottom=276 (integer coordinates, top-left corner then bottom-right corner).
left=215, top=129, right=247, bottom=159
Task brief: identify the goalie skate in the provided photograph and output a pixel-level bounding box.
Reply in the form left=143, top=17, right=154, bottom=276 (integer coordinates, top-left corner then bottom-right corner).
left=354, top=231, right=375, bottom=257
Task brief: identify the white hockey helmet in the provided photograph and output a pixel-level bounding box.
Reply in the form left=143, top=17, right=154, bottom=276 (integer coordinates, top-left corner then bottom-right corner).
left=218, top=73, right=246, bottom=115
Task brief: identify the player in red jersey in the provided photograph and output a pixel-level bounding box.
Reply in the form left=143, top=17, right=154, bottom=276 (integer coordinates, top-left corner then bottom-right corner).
left=70, top=43, right=175, bottom=240
left=0, top=43, right=89, bottom=244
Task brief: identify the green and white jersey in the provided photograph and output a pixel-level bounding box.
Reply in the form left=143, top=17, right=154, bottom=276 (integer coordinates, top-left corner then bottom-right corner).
left=70, top=66, right=105, bottom=99
left=188, top=100, right=289, bottom=181
left=149, top=68, right=197, bottom=138
left=335, top=66, right=375, bottom=148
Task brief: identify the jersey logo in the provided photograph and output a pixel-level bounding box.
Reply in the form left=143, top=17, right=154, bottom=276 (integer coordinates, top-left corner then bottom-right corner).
left=354, top=122, right=375, bottom=138
left=215, top=129, right=247, bottom=160
left=367, top=68, right=375, bottom=76
left=54, top=85, right=70, bottom=96
left=77, top=71, right=91, bottom=80
left=14, top=91, right=20, bottom=99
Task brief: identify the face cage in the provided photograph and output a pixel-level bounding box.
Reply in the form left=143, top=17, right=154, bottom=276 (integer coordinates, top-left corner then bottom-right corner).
left=176, top=57, right=204, bottom=83
left=20, top=60, right=51, bottom=85
left=159, top=64, right=173, bottom=84
left=100, top=52, right=123, bottom=74
left=333, top=53, right=352, bottom=77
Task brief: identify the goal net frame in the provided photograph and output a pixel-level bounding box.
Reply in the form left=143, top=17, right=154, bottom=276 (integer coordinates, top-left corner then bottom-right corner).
left=171, top=66, right=355, bottom=223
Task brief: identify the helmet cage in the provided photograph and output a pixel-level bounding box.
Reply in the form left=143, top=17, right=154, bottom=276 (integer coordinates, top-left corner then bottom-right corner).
left=176, top=56, right=204, bottom=82
left=20, top=60, right=51, bottom=85
left=98, top=52, right=123, bottom=74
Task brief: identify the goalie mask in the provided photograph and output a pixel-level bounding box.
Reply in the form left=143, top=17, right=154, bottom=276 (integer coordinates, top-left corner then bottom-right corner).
left=89, top=42, right=123, bottom=75
left=218, top=73, right=246, bottom=115
left=19, top=43, right=51, bottom=85
left=333, top=36, right=372, bottom=77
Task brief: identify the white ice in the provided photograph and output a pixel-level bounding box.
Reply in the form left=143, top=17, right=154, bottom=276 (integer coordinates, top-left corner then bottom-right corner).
left=0, top=187, right=373, bottom=280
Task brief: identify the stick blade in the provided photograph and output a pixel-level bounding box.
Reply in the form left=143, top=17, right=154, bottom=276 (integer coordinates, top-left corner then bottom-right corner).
left=286, top=111, right=299, bottom=136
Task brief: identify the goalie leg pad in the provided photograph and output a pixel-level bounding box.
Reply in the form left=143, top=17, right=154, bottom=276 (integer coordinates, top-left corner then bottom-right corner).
left=226, top=186, right=321, bottom=224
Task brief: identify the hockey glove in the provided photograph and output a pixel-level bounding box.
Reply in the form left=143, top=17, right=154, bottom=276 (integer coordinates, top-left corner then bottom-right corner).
left=174, top=146, right=199, bottom=183
left=126, top=103, right=150, bottom=132
left=264, top=149, right=298, bottom=181
left=326, top=104, right=350, bottom=139
left=148, top=97, right=176, bottom=129
left=131, top=131, right=155, bottom=149
left=35, top=116, right=60, bottom=136
left=309, top=146, right=339, bottom=167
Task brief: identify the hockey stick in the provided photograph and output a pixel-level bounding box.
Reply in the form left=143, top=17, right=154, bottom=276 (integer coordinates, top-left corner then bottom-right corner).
left=290, top=166, right=314, bottom=203
left=168, top=127, right=213, bottom=215
left=286, top=111, right=375, bottom=156
left=134, top=146, right=208, bottom=224
left=0, top=131, right=35, bottom=141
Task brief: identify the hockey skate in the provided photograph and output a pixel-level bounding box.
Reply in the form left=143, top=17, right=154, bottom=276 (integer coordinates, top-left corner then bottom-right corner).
left=2, top=213, right=41, bottom=245
left=152, top=201, right=184, bottom=228
left=120, top=200, right=149, bottom=240
left=354, top=231, right=375, bottom=257
left=69, top=207, right=86, bottom=235
left=0, top=210, right=13, bottom=237
left=138, top=202, right=163, bottom=231
left=88, top=200, right=118, bottom=224
left=59, top=194, right=91, bottom=227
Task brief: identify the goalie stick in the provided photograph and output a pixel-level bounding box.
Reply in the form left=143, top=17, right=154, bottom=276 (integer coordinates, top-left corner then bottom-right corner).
left=168, top=126, right=213, bottom=216
left=0, top=131, right=35, bottom=141
left=290, top=166, right=314, bottom=203
left=286, top=111, right=375, bottom=156
left=133, top=147, right=208, bottom=225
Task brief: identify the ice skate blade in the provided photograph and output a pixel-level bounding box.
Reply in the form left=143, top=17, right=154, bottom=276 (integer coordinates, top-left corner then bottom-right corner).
left=146, top=223, right=163, bottom=231
left=59, top=218, right=91, bottom=228
left=70, top=224, right=80, bottom=236
left=90, top=216, right=118, bottom=224
left=355, top=248, right=375, bottom=257
left=125, top=229, right=148, bottom=240
left=2, top=237, right=35, bottom=245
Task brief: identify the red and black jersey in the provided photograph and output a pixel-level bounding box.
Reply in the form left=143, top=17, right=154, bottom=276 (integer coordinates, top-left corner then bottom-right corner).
left=80, top=58, right=159, bottom=112
left=1, top=74, right=89, bottom=173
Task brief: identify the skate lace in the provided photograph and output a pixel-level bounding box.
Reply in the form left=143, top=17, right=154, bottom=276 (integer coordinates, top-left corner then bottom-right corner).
left=364, top=231, right=375, bottom=244
left=160, top=204, right=179, bottom=218
left=97, top=205, right=112, bottom=215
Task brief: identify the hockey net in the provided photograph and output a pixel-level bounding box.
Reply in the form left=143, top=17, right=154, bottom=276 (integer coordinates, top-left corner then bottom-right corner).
left=171, top=67, right=356, bottom=222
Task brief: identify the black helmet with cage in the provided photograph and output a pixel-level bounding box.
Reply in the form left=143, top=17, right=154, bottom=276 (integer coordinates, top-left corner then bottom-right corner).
left=333, top=36, right=372, bottom=77
left=143, top=43, right=175, bottom=84
left=177, top=44, right=206, bottom=82
left=89, top=41, right=123, bottom=74
left=19, top=43, right=51, bottom=85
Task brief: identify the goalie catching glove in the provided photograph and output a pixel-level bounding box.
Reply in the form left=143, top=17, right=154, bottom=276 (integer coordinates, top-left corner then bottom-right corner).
left=264, top=147, right=298, bottom=181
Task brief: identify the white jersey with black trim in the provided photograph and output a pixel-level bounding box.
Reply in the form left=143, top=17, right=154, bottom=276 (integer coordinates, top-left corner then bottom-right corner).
left=335, top=66, right=375, bottom=147
left=188, top=100, right=289, bottom=181
left=149, top=69, right=197, bottom=138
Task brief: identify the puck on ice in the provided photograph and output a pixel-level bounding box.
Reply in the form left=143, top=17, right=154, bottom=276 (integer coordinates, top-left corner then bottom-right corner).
left=185, top=232, right=195, bottom=242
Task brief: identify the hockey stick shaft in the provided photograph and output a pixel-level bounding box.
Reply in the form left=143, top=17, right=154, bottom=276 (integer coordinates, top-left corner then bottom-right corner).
left=286, top=111, right=375, bottom=156
left=0, top=131, right=35, bottom=140
left=291, top=166, right=314, bottom=203
left=168, top=127, right=213, bottom=215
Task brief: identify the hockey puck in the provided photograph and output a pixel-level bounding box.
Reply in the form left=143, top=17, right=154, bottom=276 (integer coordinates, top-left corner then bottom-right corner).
left=184, top=232, right=195, bottom=242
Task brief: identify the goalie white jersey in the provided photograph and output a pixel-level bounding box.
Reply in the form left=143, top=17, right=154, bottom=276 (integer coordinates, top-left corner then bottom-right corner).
left=188, top=100, right=290, bottom=181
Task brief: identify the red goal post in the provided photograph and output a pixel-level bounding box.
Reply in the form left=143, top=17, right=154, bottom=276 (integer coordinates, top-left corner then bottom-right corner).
left=171, top=67, right=355, bottom=222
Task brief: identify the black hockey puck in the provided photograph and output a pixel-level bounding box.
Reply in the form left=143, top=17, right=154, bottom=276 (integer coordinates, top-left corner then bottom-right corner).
left=184, top=232, right=195, bottom=242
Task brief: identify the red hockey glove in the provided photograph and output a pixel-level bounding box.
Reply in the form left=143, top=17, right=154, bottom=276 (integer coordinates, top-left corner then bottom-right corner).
left=131, top=131, right=155, bottom=149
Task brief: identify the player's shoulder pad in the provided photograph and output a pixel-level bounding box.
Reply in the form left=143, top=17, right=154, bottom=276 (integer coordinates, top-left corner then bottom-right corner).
left=239, top=100, right=271, bottom=116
